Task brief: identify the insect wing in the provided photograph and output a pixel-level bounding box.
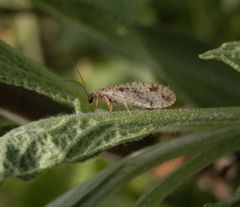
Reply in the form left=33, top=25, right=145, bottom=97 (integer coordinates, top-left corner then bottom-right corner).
left=105, top=82, right=176, bottom=109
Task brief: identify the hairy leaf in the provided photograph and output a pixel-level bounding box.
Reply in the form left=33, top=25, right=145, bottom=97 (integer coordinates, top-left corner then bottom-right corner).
left=0, top=108, right=239, bottom=183
left=199, top=41, right=240, bottom=73
left=47, top=127, right=240, bottom=207
left=0, top=40, right=79, bottom=107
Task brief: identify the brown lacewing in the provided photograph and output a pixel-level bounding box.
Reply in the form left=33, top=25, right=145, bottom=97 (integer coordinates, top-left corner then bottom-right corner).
left=87, top=82, right=176, bottom=113
left=64, top=53, right=176, bottom=113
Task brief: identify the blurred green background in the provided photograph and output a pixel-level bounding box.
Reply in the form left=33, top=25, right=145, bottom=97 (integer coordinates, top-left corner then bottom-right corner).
left=1, top=0, right=240, bottom=206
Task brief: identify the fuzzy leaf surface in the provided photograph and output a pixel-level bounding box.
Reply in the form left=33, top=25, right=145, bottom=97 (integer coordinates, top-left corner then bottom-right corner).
left=0, top=40, right=79, bottom=107
left=199, top=41, right=240, bottom=73
left=47, top=127, right=240, bottom=207
left=0, top=108, right=239, bottom=182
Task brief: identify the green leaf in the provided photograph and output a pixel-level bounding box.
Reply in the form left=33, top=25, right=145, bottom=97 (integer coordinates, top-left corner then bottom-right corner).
left=1, top=107, right=240, bottom=183
left=199, top=41, right=240, bottom=73
left=0, top=40, right=79, bottom=107
left=46, top=127, right=240, bottom=207
left=134, top=133, right=240, bottom=207
left=204, top=187, right=240, bottom=207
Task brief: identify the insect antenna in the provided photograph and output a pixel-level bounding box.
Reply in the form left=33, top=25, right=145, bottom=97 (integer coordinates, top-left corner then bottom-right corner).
left=60, top=49, right=89, bottom=97
left=65, top=79, right=89, bottom=97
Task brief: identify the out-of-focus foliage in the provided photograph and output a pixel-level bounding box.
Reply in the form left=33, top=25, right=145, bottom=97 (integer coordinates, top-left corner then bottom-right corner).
left=205, top=186, right=240, bottom=207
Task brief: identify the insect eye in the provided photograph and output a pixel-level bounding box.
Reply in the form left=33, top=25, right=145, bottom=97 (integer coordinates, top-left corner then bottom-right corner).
left=88, top=96, right=94, bottom=104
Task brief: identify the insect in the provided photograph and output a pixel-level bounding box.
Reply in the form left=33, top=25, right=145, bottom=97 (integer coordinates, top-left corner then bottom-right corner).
left=87, top=82, right=176, bottom=113
left=63, top=52, right=176, bottom=113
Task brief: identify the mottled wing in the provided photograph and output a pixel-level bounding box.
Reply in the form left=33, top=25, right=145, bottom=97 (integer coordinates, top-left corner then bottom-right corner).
left=101, top=82, right=176, bottom=109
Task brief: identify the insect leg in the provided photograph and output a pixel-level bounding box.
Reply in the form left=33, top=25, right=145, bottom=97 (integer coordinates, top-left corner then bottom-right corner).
left=93, top=95, right=99, bottom=111
left=91, top=95, right=99, bottom=112
left=122, top=101, right=132, bottom=115
left=103, top=96, right=113, bottom=112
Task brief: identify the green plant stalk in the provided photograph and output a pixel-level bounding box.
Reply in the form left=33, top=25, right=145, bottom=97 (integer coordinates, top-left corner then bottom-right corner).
left=46, top=127, right=240, bottom=207
left=134, top=131, right=240, bottom=207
